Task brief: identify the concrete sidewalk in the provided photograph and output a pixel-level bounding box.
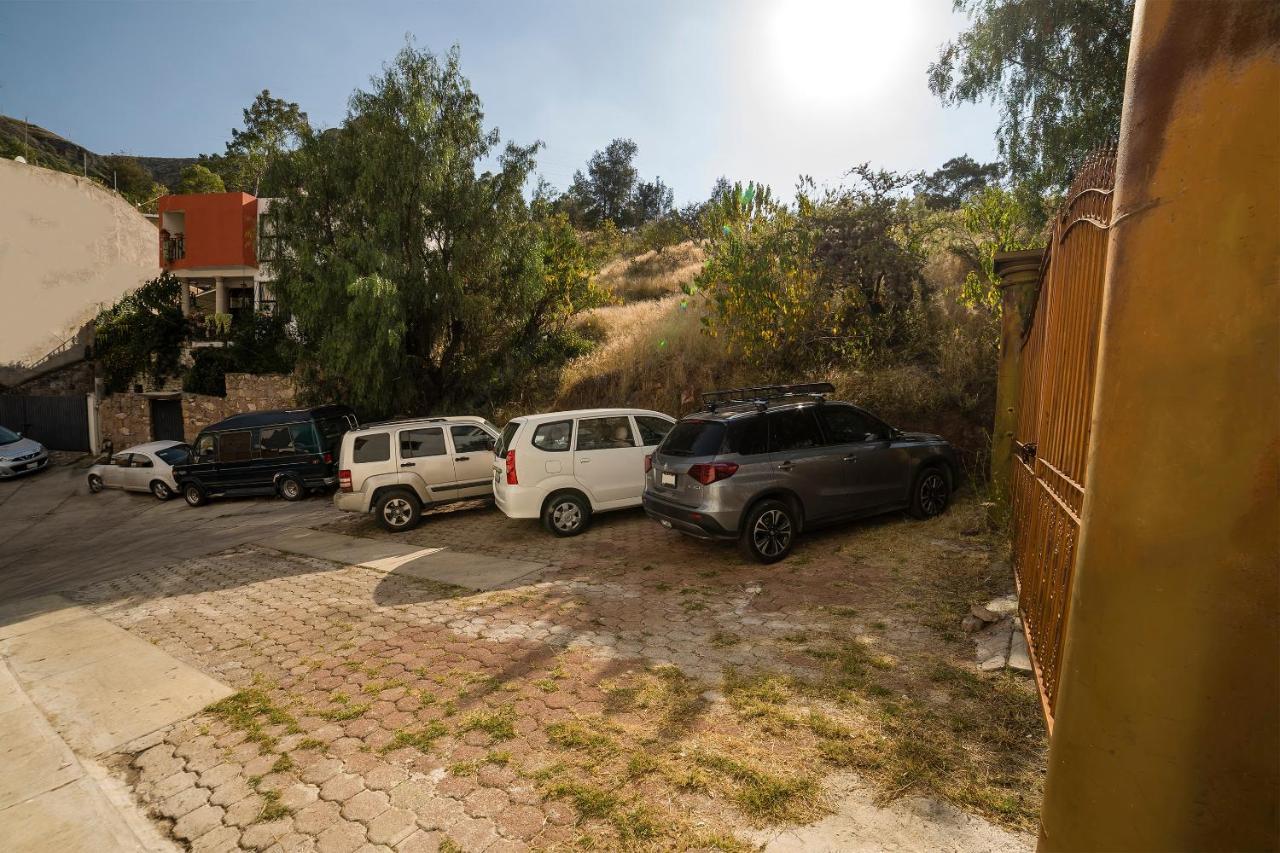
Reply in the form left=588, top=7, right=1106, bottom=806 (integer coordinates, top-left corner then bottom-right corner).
left=257, top=526, right=546, bottom=591
left=0, top=595, right=230, bottom=852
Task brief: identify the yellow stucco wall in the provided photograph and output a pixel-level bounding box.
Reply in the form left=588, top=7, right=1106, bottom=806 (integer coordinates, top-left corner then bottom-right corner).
left=1039, top=1, right=1279, bottom=849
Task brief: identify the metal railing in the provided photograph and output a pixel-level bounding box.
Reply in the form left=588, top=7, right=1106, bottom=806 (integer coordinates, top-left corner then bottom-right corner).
left=1011, top=148, right=1117, bottom=728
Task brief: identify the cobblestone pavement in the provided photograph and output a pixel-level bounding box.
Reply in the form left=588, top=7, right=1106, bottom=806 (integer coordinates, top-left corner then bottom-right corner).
left=73, top=498, right=1043, bottom=852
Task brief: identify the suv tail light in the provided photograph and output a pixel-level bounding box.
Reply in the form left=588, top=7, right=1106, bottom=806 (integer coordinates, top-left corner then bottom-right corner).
left=644, top=454, right=652, bottom=473
left=505, top=450, right=518, bottom=485
left=338, top=469, right=352, bottom=492
left=688, top=461, right=738, bottom=485
left=323, top=451, right=333, bottom=464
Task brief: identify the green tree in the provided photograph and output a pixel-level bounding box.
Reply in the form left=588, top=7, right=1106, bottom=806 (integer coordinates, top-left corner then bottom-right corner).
left=629, top=176, right=674, bottom=224
left=917, top=155, right=1002, bottom=210
left=176, top=163, right=226, bottom=194
left=101, top=154, right=167, bottom=211
left=93, top=273, right=188, bottom=392
left=696, top=170, right=931, bottom=369
left=269, top=43, right=605, bottom=417
left=223, top=89, right=310, bottom=195
left=568, top=138, right=639, bottom=227
left=928, top=0, right=1133, bottom=198
left=950, top=186, right=1042, bottom=309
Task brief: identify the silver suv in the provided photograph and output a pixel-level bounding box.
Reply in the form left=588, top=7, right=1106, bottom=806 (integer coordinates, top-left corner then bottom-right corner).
left=335, top=416, right=499, bottom=531
left=641, top=384, right=957, bottom=562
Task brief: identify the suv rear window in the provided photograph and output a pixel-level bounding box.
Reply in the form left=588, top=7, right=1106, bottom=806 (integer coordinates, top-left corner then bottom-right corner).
left=495, top=421, right=521, bottom=457
left=352, top=432, right=390, bottom=463
left=661, top=420, right=726, bottom=457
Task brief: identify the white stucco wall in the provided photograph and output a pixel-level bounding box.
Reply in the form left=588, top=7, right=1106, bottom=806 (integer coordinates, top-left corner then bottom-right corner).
left=0, top=158, right=159, bottom=366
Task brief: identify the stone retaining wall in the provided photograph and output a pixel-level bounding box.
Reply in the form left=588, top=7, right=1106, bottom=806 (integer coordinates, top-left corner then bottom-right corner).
left=96, top=373, right=298, bottom=450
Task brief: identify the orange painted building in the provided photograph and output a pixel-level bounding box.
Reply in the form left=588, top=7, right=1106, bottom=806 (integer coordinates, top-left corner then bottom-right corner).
left=157, top=191, right=277, bottom=316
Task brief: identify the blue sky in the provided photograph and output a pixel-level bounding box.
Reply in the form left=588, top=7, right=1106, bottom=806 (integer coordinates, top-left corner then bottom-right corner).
left=0, top=0, right=998, bottom=203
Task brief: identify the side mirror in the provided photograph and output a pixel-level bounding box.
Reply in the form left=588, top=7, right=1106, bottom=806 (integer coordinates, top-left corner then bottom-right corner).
left=486, top=438, right=496, bottom=451
left=863, top=432, right=879, bottom=442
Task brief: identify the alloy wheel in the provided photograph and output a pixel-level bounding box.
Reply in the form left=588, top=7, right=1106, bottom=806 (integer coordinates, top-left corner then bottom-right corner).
left=88, top=475, right=102, bottom=493
left=152, top=482, right=170, bottom=499
left=552, top=500, right=581, bottom=532
left=282, top=479, right=302, bottom=500
left=752, top=509, right=793, bottom=558
left=382, top=497, right=413, bottom=528
left=919, top=472, right=948, bottom=516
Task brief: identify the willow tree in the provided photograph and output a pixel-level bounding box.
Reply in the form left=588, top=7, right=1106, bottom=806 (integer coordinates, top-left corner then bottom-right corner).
left=269, top=44, right=603, bottom=417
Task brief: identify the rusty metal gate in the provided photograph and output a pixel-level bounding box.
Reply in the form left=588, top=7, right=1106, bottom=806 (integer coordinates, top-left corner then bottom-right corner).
left=1011, top=149, right=1117, bottom=728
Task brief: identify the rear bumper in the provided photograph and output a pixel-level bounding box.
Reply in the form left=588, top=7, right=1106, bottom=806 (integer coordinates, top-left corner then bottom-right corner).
left=334, top=490, right=370, bottom=514
left=642, top=492, right=735, bottom=540
left=493, top=482, right=544, bottom=519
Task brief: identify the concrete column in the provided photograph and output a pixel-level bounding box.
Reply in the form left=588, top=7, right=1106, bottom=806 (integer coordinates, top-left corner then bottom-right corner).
left=179, top=277, right=191, bottom=316
left=989, top=249, right=1043, bottom=504
left=214, top=276, right=227, bottom=315
left=1039, top=1, right=1279, bottom=849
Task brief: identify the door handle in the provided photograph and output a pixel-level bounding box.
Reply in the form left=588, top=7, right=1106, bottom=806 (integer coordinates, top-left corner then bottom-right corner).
left=400, top=462, right=415, bottom=468
left=455, top=456, right=469, bottom=462
left=842, top=454, right=858, bottom=462
left=578, top=458, right=591, bottom=464
left=776, top=461, right=794, bottom=471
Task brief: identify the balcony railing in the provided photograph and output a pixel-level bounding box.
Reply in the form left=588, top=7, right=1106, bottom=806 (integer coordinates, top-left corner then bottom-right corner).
left=162, top=235, right=185, bottom=263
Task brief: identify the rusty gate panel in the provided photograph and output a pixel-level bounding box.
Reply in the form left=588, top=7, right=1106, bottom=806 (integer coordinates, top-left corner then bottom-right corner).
left=1011, top=149, right=1116, bottom=727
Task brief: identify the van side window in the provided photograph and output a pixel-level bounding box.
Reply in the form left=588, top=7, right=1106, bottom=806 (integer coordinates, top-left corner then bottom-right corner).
left=257, top=426, right=296, bottom=457
left=400, top=428, right=446, bottom=458
left=219, top=430, right=254, bottom=462
left=290, top=424, right=321, bottom=454
left=576, top=417, right=635, bottom=450
left=352, top=433, right=390, bottom=463
left=532, top=421, right=572, bottom=452
left=193, top=434, right=216, bottom=462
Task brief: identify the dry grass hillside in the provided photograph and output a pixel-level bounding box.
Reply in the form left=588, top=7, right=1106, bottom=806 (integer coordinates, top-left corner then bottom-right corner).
left=594, top=240, right=706, bottom=302
left=551, top=246, right=996, bottom=479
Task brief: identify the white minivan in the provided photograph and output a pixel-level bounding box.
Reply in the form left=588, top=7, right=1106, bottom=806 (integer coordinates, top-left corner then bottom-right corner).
left=491, top=408, right=675, bottom=536
left=335, top=416, right=500, bottom=531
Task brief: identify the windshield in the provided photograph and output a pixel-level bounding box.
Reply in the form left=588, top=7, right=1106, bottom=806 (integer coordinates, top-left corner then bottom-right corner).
left=495, top=421, right=522, bottom=457
left=660, top=420, right=726, bottom=457
left=155, top=444, right=192, bottom=465
left=316, top=417, right=351, bottom=448
left=0, top=426, right=19, bottom=445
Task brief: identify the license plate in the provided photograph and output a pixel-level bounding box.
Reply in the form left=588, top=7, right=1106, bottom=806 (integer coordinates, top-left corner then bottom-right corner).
left=660, top=472, right=676, bottom=487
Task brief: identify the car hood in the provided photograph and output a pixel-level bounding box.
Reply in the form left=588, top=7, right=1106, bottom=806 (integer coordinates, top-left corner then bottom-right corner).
left=0, top=437, right=44, bottom=460
left=899, top=431, right=946, bottom=443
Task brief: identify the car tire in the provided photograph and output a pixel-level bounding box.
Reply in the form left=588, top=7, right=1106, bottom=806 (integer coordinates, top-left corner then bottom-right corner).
left=183, top=482, right=208, bottom=507
left=738, top=498, right=797, bottom=564
left=376, top=489, right=420, bottom=532
left=150, top=480, right=173, bottom=501
left=87, top=474, right=103, bottom=494
left=543, top=492, right=590, bottom=537
left=278, top=475, right=306, bottom=501
left=909, top=466, right=951, bottom=519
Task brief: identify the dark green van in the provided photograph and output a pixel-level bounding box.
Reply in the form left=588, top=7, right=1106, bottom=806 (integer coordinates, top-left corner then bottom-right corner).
left=175, top=405, right=357, bottom=506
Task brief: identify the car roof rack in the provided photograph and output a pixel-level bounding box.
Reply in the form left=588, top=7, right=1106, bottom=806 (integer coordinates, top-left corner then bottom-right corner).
left=701, top=382, right=836, bottom=412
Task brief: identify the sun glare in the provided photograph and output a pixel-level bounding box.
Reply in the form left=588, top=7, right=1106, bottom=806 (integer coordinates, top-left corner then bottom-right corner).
left=767, top=0, right=922, bottom=108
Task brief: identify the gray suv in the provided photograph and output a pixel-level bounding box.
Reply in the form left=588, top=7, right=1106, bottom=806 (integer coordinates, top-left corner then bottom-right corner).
left=641, top=383, right=957, bottom=562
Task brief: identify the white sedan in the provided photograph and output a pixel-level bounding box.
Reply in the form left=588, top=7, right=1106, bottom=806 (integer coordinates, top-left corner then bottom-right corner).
left=87, top=440, right=191, bottom=501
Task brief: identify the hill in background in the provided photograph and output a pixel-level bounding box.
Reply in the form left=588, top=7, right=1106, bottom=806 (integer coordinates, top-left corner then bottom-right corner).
left=0, top=115, right=195, bottom=187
